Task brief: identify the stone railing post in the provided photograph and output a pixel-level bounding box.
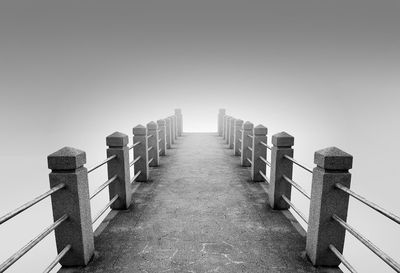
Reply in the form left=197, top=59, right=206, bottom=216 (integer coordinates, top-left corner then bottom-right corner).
left=268, top=132, right=294, bottom=209
left=47, top=147, right=94, bottom=266
left=157, top=119, right=167, bottom=156
left=218, top=109, right=225, bottom=136
left=229, top=117, right=235, bottom=149
left=165, top=118, right=172, bottom=149
left=234, top=119, right=243, bottom=156
left=175, top=108, right=183, bottom=137
left=106, top=132, right=131, bottom=209
left=251, top=125, right=268, bottom=182
left=223, top=115, right=229, bottom=141
left=306, top=147, right=353, bottom=266
left=168, top=116, right=175, bottom=145
left=133, top=125, right=149, bottom=182
left=240, top=121, right=254, bottom=167
left=172, top=115, right=178, bottom=140
left=226, top=116, right=232, bottom=144
left=147, top=121, right=160, bottom=167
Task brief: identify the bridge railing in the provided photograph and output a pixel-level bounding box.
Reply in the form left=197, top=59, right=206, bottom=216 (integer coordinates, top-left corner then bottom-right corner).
left=0, top=109, right=183, bottom=272
left=218, top=108, right=400, bottom=273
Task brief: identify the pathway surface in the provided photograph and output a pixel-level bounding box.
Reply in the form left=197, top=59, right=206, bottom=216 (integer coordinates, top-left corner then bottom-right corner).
left=62, top=133, right=340, bottom=273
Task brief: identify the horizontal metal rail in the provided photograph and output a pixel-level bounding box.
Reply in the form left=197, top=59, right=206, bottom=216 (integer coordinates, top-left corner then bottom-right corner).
left=247, top=147, right=253, bottom=152
left=90, top=175, right=118, bottom=200
left=0, top=214, right=68, bottom=273
left=148, top=158, right=154, bottom=165
left=92, top=195, right=119, bottom=224
left=259, top=156, right=271, bottom=167
left=283, top=155, right=313, bottom=174
left=128, top=141, right=141, bottom=150
left=282, top=195, right=308, bottom=224
left=335, top=183, right=400, bottom=225
left=247, top=134, right=254, bottom=138
left=130, top=156, right=142, bottom=167
left=131, top=171, right=142, bottom=183
left=87, top=154, right=117, bottom=174
left=42, top=244, right=71, bottom=273
left=260, top=141, right=272, bottom=150
left=282, top=175, right=310, bottom=200
left=247, top=158, right=253, bottom=165
left=147, top=147, right=153, bottom=152
left=332, top=214, right=400, bottom=272
left=0, top=183, right=65, bottom=225
left=259, top=170, right=269, bottom=183
left=146, top=134, right=153, bottom=139
left=329, top=244, right=358, bottom=273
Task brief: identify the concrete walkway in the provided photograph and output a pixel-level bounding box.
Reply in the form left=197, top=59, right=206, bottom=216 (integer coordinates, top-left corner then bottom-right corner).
left=62, top=133, right=339, bottom=273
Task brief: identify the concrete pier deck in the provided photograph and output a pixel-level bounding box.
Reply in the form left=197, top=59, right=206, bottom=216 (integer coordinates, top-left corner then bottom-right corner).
left=62, top=133, right=339, bottom=273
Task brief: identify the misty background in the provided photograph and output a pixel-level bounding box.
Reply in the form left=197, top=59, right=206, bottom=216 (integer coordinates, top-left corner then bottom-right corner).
left=0, top=0, right=399, bottom=272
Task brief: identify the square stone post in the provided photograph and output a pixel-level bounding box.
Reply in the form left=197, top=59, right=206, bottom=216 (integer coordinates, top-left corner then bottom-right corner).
left=229, top=117, right=235, bottom=149
left=251, top=125, right=268, bottom=182
left=147, top=121, right=160, bottom=167
left=175, top=108, right=183, bottom=137
left=240, top=121, right=254, bottom=167
left=169, top=116, right=175, bottom=145
left=226, top=116, right=232, bottom=144
left=133, top=125, right=149, bottom=182
left=223, top=115, right=228, bottom=140
left=165, top=118, right=172, bottom=149
left=306, top=147, right=353, bottom=266
left=218, top=109, right=226, bottom=136
left=234, top=119, right=243, bottom=156
left=268, top=132, right=294, bottom=209
left=48, top=147, right=94, bottom=266
left=106, top=132, right=131, bottom=209
left=157, top=119, right=167, bottom=156
left=172, top=115, right=178, bottom=140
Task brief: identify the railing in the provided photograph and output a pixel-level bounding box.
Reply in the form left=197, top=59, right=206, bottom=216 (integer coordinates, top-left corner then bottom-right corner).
left=218, top=108, right=400, bottom=273
left=0, top=109, right=183, bottom=272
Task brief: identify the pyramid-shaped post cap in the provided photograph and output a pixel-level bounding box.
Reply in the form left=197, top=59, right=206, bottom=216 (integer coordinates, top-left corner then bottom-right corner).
left=219, top=108, right=226, bottom=114
left=254, top=124, right=268, bottom=135
left=157, top=119, right=166, bottom=125
left=147, top=121, right=158, bottom=130
left=314, top=147, right=353, bottom=170
left=48, top=147, right=86, bottom=170
left=106, top=131, right=128, bottom=147
left=133, top=124, right=147, bottom=135
left=243, top=121, right=254, bottom=130
left=174, top=108, right=182, bottom=115
left=272, top=132, right=294, bottom=147
left=235, top=119, right=244, bottom=126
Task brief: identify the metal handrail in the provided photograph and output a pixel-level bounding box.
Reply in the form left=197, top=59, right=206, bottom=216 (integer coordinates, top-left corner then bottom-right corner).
left=259, top=170, right=269, bottom=183
left=0, top=183, right=65, bottom=225
left=42, top=244, right=71, bottom=273
left=0, top=214, right=68, bottom=273
left=247, top=147, right=253, bottom=152
left=282, top=195, right=308, bottom=224
left=247, top=158, right=253, bottom=165
left=247, top=134, right=254, bottom=138
left=332, top=214, right=400, bottom=272
left=131, top=171, right=142, bottom=183
left=259, top=156, right=271, bottom=167
left=335, top=183, right=400, bottom=225
left=260, top=141, right=272, bottom=150
left=130, top=156, right=142, bottom=167
left=146, top=134, right=153, bottom=139
left=92, top=195, right=119, bottom=224
left=329, top=244, right=358, bottom=273
left=87, top=154, right=117, bottom=174
left=283, top=155, right=313, bottom=174
left=282, top=175, right=310, bottom=200
left=148, top=147, right=153, bottom=152
left=90, top=175, right=118, bottom=200
left=148, top=158, right=154, bottom=165
left=128, top=141, right=141, bottom=150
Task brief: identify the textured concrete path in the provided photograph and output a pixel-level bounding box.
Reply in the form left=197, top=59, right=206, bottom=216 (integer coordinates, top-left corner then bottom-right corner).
left=63, top=133, right=339, bottom=273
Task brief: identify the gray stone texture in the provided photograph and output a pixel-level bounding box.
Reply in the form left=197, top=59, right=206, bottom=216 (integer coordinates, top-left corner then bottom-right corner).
left=226, top=117, right=232, bottom=144
left=251, top=125, right=268, bottom=182
left=223, top=115, right=228, bottom=140
left=240, top=121, right=253, bottom=167
left=157, top=119, right=167, bottom=156
left=67, top=134, right=340, bottom=273
left=133, top=125, right=149, bottom=182
left=268, top=132, right=294, bottom=210
left=218, top=109, right=226, bottom=136
left=175, top=108, right=183, bottom=137
left=48, top=147, right=94, bottom=266
left=147, top=121, right=160, bottom=167
left=234, top=119, right=243, bottom=156
left=229, top=118, right=235, bottom=149
left=106, top=132, right=131, bottom=210
left=165, top=118, right=172, bottom=149
left=306, top=147, right=353, bottom=266
left=169, top=116, right=175, bottom=145
left=172, top=115, right=178, bottom=140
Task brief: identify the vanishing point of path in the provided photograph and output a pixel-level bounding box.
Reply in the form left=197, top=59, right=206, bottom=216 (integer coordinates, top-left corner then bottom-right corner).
left=62, top=133, right=339, bottom=273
